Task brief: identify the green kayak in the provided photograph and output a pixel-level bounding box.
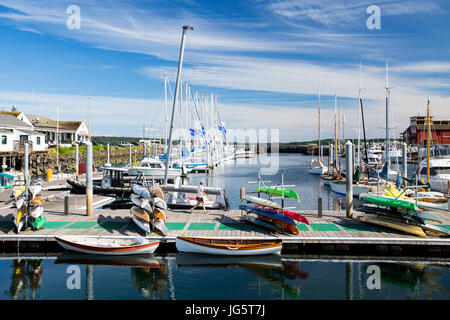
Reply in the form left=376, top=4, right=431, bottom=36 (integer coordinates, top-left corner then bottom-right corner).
left=254, top=186, right=300, bottom=202
left=363, top=196, right=418, bottom=212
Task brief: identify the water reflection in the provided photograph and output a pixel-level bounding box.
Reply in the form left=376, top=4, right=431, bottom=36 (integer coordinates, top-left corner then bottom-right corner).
left=7, top=258, right=43, bottom=300
left=1, top=255, right=449, bottom=300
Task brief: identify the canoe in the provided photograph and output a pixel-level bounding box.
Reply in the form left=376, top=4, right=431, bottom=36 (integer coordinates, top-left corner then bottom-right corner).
left=358, top=214, right=426, bottom=237
left=239, top=204, right=300, bottom=235
left=254, top=186, right=300, bottom=202
left=255, top=205, right=309, bottom=224
left=152, top=218, right=169, bottom=236
left=55, top=235, right=160, bottom=255
left=153, top=207, right=167, bottom=221
left=14, top=205, right=26, bottom=232
left=31, top=196, right=44, bottom=207
left=30, top=206, right=44, bottom=219
left=130, top=194, right=153, bottom=213
left=132, top=184, right=151, bottom=198
left=130, top=205, right=151, bottom=223
left=153, top=197, right=167, bottom=210
left=148, top=186, right=164, bottom=200
left=243, top=195, right=281, bottom=209
left=176, top=236, right=282, bottom=256
left=361, top=196, right=419, bottom=212
left=242, top=214, right=286, bottom=234
left=359, top=204, right=441, bottom=224
left=131, top=213, right=151, bottom=234
left=361, top=192, right=448, bottom=212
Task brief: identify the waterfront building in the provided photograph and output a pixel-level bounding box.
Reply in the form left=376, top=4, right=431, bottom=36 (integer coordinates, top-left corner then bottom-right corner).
left=401, top=115, right=450, bottom=145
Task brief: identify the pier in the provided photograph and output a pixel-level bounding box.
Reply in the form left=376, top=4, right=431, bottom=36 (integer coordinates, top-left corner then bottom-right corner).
left=1, top=178, right=449, bottom=257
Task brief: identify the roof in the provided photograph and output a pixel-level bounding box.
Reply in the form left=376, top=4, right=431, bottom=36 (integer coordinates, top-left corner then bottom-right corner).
left=59, top=121, right=83, bottom=131
left=0, top=114, right=32, bottom=128
left=26, top=114, right=57, bottom=128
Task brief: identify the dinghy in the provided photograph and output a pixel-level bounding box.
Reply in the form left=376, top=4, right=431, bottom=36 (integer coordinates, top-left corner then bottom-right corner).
left=176, top=236, right=282, bottom=256
left=55, top=235, right=160, bottom=255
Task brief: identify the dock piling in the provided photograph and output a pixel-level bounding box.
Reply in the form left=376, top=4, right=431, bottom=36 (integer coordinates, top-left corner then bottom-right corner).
left=345, top=141, right=353, bottom=218
left=64, top=191, right=70, bottom=215
left=402, top=143, right=407, bottom=179
left=85, top=141, right=93, bottom=216
left=75, top=143, right=79, bottom=181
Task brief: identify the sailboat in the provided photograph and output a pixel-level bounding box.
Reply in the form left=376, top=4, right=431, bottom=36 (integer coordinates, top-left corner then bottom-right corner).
left=309, top=86, right=328, bottom=175
left=417, top=98, right=450, bottom=193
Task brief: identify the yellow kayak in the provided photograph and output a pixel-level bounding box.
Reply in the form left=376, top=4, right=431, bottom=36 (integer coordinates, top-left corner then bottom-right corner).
left=358, top=215, right=427, bottom=238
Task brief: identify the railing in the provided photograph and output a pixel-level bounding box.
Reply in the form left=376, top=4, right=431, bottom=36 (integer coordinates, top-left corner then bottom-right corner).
left=13, top=141, right=33, bottom=153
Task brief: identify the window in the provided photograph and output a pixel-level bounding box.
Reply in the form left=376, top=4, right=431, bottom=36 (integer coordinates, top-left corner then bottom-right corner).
left=36, top=136, right=41, bottom=145
left=1, top=135, right=6, bottom=145
left=19, top=135, right=28, bottom=142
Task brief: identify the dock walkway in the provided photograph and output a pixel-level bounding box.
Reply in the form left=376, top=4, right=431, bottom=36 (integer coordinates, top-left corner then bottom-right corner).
left=0, top=182, right=450, bottom=256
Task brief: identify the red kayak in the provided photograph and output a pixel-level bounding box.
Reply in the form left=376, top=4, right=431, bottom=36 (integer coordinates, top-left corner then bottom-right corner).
left=256, top=205, right=309, bottom=225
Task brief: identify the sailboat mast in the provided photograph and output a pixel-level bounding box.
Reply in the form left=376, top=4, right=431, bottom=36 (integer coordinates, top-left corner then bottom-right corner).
left=334, top=93, right=338, bottom=170
left=385, top=60, right=391, bottom=173
left=318, top=85, right=321, bottom=163
left=357, top=60, right=362, bottom=168
left=164, top=74, right=168, bottom=150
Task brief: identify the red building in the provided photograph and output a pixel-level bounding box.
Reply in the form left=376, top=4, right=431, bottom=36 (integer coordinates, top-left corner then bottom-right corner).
left=402, top=115, right=450, bottom=145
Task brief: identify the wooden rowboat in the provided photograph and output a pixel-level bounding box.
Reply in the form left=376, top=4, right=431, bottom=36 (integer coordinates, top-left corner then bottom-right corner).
left=176, top=236, right=282, bottom=256
left=55, top=235, right=159, bottom=255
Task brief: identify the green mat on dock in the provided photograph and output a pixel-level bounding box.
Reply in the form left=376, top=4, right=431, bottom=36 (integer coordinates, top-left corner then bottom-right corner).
left=64, top=221, right=98, bottom=229
left=165, top=222, right=187, bottom=231
left=219, top=222, right=247, bottom=231
left=309, top=223, right=341, bottom=232
left=45, top=221, right=71, bottom=229
left=296, top=224, right=309, bottom=231
left=187, top=223, right=216, bottom=231
left=94, top=221, right=128, bottom=230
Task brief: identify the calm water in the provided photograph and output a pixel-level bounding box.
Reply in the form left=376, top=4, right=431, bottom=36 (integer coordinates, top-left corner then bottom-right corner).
left=1, top=255, right=449, bottom=300
left=2, top=154, right=447, bottom=301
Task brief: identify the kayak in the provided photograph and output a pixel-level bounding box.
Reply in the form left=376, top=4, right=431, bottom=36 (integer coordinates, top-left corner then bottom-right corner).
left=255, top=205, right=309, bottom=225
left=241, top=214, right=286, bottom=234
left=243, top=195, right=281, bottom=209
left=130, top=194, right=153, bottom=213
left=239, top=204, right=300, bottom=235
left=254, top=186, right=300, bottom=202
left=152, top=218, right=169, bottom=236
left=359, top=204, right=441, bottom=224
left=358, top=214, right=426, bottom=238
left=29, top=216, right=46, bottom=230
left=131, top=213, right=151, bottom=234
left=361, top=196, right=419, bottom=212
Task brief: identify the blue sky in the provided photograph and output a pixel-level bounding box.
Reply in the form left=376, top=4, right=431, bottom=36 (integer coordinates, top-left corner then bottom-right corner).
left=0, top=0, right=448, bottom=142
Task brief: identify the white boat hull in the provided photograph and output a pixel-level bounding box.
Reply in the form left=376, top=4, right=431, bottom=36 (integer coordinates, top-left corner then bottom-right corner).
left=175, top=238, right=282, bottom=256
left=330, top=181, right=371, bottom=198
left=55, top=236, right=159, bottom=255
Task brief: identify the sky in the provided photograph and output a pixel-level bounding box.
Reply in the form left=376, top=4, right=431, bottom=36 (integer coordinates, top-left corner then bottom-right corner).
left=0, top=0, right=448, bottom=142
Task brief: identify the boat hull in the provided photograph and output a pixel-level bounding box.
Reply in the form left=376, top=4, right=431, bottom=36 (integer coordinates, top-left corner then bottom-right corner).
left=176, top=236, right=282, bottom=256
left=358, top=215, right=426, bottom=237
left=330, top=181, right=371, bottom=198
left=55, top=236, right=159, bottom=255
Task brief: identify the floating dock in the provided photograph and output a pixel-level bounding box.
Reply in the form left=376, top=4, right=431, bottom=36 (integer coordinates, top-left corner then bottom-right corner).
left=1, top=179, right=450, bottom=257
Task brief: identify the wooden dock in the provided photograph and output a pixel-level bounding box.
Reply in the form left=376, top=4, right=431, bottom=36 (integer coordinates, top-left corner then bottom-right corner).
left=0, top=180, right=450, bottom=256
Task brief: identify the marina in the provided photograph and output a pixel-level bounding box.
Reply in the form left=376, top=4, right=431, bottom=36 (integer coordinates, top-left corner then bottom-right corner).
left=0, top=0, right=448, bottom=303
